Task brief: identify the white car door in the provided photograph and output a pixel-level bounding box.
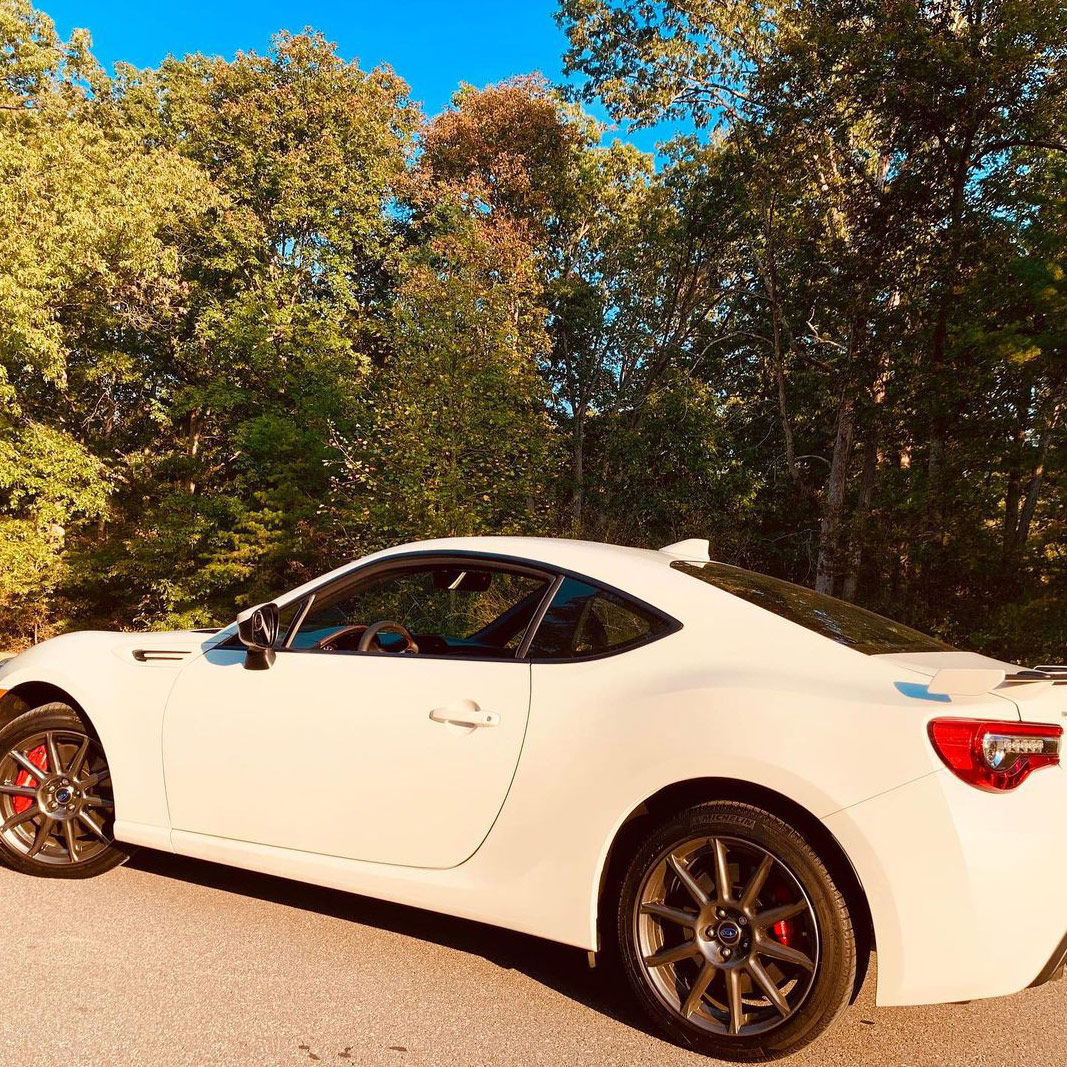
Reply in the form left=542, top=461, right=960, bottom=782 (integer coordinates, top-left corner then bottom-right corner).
left=161, top=558, right=551, bottom=869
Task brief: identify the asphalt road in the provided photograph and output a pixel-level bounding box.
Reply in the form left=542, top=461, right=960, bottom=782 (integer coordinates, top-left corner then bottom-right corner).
left=0, top=850, right=1062, bottom=1067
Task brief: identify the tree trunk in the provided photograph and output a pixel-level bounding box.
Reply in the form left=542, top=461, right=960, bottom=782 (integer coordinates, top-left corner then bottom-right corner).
left=815, top=390, right=856, bottom=595
left=761, top=202, right=800, bottom=485
left=1001, top=391, right=1029, bottom=567
left=926, top=146, right=972, bottom=533
left=187, top=409, right=204, bottom=495
left=1002, top=466, right=1022, bottom=563
left=1016, top=452, right=1048, bottom=552
left=1005, top=399, right=1061, bottom=576
left=841, top=435, right=878, bottom=602
left=571, top=407, right=585, bottom=533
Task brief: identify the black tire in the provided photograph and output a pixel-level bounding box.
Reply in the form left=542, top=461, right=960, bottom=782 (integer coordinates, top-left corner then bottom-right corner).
left=614, top=801, right=856, bottom=1061
left=0, top=702, right=128, bottom=878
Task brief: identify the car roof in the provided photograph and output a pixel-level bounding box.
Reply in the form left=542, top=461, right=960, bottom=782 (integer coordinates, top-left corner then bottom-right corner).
left=275, top=535, right=704, bottom=613
left=378, top=535, right=673, bottom=571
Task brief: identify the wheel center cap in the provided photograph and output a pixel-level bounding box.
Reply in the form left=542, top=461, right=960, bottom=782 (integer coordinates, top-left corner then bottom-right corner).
left=55, top=787, right=73, bottom=805
left=716, top=920, right=742, bottom=946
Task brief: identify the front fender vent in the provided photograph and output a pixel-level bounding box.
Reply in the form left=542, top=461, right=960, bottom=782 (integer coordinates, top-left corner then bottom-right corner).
left=131, top=649, right=191, bottom=663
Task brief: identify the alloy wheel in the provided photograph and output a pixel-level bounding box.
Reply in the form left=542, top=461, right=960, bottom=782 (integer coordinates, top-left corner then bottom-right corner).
left=634, top=834, right=820, bottom=1038
left=0, top=728, right=115, bottom=866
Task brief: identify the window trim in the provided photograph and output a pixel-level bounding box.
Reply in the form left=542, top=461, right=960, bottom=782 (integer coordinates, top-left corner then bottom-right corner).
left=237, top=549, right=682, bottom=665
left=515, top=572, right=564, bottom=659
left=282, top=595, right=314, bottom=649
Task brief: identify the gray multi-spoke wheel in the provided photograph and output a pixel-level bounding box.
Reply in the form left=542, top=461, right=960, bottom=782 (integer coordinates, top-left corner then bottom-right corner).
left=0, top=703, right=127, bottom=878
left=616, top=801, right=856, bottom=1061
left=635, top=834, right=819, bottom=1036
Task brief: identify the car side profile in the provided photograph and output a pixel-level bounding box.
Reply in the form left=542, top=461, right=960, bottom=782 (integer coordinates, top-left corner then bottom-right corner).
left=0, top=535, right=1065, bottom=1060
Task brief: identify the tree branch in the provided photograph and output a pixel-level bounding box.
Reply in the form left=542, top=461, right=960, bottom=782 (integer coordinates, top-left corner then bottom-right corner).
left=978, top=137, right=1067, bottom=158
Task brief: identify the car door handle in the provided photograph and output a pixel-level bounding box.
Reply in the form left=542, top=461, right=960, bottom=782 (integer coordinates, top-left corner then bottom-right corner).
left=429, top=701, right=499, bottom=728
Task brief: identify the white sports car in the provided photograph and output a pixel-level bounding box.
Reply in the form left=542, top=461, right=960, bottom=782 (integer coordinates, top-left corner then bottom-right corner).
left=1, top=536, right=1064, bottom=1059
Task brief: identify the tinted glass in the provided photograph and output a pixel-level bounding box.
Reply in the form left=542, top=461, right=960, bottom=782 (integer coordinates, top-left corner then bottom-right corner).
left=672, top=561, right=953, bottom=655
left=291, top=564, right=550, bottom=658
left=275, top=599, right=305, bottom=647
left=527, top=577, right=671, bottom=659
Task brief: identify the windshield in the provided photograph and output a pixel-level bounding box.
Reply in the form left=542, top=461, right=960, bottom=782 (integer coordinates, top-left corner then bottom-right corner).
left=672, top=561, right=954, bottom=655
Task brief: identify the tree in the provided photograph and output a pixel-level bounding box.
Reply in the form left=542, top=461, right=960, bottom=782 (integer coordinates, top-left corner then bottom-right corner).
left=0, top=0, right=212, bottom=639
left=64, top=30, right=419, bottom=627
left=327, top=203, right=559, bottom=548
left=420, top=77, right=753, bottom=542
left=559, top=0, right=1067, bottom=621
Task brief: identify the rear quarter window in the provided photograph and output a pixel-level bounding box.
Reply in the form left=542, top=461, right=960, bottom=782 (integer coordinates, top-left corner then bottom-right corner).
left=528, top=577, right=675, bottom=659
left=672, top=561, right=953, bottom=655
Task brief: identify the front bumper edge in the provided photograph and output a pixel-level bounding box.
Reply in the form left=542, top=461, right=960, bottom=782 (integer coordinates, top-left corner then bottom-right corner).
left=1029, top=929, right=1067, bottom=988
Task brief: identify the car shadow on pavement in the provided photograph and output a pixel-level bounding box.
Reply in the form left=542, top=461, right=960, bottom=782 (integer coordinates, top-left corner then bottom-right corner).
left=127, top=849, right=658, bottom=1038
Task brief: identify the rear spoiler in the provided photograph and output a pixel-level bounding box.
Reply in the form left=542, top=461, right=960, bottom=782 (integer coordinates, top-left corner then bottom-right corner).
left=659, top=538, right=711, bottom=561
left=1035, top=665, right=1067, bottom=676
left=929, top=666, right=1067, bottom=697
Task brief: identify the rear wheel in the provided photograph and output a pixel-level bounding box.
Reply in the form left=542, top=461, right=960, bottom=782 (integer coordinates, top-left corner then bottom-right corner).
left=0, top=702, right=127, bottom=878
left=615, top=801, right=856, bottom=1060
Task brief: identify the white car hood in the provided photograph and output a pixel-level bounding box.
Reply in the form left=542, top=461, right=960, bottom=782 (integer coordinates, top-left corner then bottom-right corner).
left=0, top=628, right=226, bottom=681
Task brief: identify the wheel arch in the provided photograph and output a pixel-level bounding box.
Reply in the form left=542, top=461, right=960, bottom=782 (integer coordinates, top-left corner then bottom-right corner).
left=0, top=682, right=93, bottom=734
left=595, top=775, right=873, bottom=1001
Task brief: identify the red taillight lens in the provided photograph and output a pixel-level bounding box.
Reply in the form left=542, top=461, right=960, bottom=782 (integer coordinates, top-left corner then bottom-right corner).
left=929, top=718, right=1062, bottom=792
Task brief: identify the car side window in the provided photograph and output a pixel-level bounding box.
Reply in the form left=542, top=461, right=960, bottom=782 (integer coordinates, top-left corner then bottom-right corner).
left=288, top=562, right=551, bottom=659
left=526, top=577, right=671, bottom=659
left=275, top=599, right=307, bottom=648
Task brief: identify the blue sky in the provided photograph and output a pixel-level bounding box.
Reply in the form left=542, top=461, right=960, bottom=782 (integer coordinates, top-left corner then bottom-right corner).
left=43, top=1, right=685, bottom=157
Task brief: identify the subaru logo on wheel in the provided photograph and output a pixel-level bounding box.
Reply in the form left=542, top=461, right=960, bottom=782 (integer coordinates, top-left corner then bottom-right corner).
left=719, top=922, right=740, bottom=944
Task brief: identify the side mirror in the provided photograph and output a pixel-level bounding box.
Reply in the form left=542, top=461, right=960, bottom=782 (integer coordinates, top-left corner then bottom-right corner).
left=236, top=602, right=279, bottom=670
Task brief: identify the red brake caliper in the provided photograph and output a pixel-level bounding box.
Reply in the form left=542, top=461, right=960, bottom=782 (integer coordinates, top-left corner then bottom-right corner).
left=12, top=745, right=48, bottom=815
left=766, top=883, right=797, bottom=947
left=773, top=919, right=796, bottom=947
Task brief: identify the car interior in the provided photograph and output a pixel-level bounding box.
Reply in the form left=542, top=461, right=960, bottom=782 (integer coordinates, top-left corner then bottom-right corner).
left=261, top=559, right=670, bottom=661
left=285, top=564, right=552, bottom=658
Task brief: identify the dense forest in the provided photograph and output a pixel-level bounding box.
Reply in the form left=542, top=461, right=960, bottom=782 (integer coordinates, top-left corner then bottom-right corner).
left=1, top=0, right=1064, bottom=660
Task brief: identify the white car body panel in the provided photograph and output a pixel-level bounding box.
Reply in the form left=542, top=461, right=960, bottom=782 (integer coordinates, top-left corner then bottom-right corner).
left=0, top=630, right=200, bottom=830
left=826, top=764, right=1067, bottom=1004
left=162, top=646, right=533, bottom=868
left=1, top=535, right=1064, bottom=1011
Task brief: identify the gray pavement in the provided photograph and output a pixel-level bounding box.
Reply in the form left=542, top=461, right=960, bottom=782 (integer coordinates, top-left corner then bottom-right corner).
left=0, top=850, right=1062, bottom=1066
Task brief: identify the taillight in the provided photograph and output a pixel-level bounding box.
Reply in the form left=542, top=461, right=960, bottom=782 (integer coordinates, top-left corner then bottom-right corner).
left=929, top=718, right=1062, bottom=792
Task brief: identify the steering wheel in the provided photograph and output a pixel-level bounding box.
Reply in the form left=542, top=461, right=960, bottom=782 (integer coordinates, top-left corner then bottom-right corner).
left=358, top=620, right=420, bottom=655
left=314, top=624, right=368, bottom=652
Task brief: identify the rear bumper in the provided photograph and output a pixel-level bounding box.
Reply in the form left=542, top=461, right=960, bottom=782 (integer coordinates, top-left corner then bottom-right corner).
left=825, top=765, right=1067, bottom=1006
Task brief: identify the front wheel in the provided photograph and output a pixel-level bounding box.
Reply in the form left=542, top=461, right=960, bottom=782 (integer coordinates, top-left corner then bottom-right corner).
left=0, top=702, right=127, bottom=878
left=615, top=800, right=856, bottom=1061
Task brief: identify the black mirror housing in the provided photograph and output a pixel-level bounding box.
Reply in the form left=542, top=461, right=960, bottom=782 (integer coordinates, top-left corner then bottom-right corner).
left=236, top=602, right=280, bottom=670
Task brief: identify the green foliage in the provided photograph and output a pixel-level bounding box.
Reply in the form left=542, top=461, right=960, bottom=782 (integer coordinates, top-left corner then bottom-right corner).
left=560, top=0, right=1067, bottom=651
left=327, top=207, right=560, bottom=549
left=1, top=1, right=1066, bottom=663
left=0, top=423, right=109, bottom=610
